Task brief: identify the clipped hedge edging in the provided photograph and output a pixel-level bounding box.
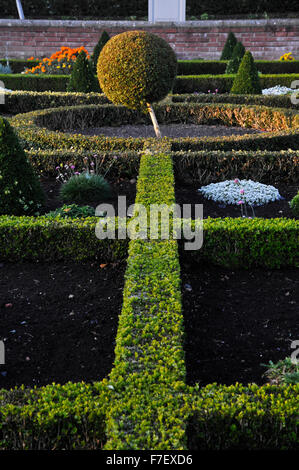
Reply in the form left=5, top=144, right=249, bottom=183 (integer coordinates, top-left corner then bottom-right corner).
left=177, top=60, right=299, bottom=76
left=174, top=74, right=299, bottom=94
left=0, top=91, right=110, bottom=114
left=187, top=383, right=299, bottom=450
left=0, top=216, right=128, bottom=262
left=2, top=73, right=298, bottom=95
left=0, top=381, right=110, bottom=450
left=10, top=103, right=299, bottom=153
left=172, top=149, right=299, bottom=185
left=1, top=381, right=298, bottom=450
left=2, top=58, right=298, bottom=76
left=172, top=93, right=298, bottom=109
left=0, top=216, right=298, bottom=268
left=103, top=144, right=187, bottom=449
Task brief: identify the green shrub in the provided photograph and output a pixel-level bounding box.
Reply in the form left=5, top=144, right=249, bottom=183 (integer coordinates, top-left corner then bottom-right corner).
left=220, top=32, right=237, bottom=60
left=261, top=358, right=299, bottom=385
left=289, top=191, right=299, bottom=217
left=67, top=51, right=99, bottom=93
left=46, top=204, right=96, bottom=219
left=92, top=30, right=110, bottom=71
left=97, top=30, right=177, bottom=111
left=231, top=51, right=262, bottom=95
left=225, top=41, right=246, bottom=74
left=0, top=117, right=44, bottom=215
left=59, top=172, right=111, bottom=204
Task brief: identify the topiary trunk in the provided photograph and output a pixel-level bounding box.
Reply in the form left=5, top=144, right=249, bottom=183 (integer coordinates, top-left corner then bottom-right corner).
left=147, top=103, right=162, bottom=139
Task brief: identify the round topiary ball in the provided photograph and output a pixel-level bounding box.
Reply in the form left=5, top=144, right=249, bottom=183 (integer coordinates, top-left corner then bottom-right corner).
left=97, top=30, right=177, bottom=111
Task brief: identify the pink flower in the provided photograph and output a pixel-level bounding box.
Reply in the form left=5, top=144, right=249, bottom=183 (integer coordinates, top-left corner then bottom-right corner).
left=70, top=165, right=75, bottom=169
left=240, top=189, right=245, bottom=194
left=234, top=178, right=239, bottom=184
left=237, top=200, right=244, bottom=205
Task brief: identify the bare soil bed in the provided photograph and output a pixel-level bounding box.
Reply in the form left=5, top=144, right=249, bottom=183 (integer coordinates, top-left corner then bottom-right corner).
left=181, top=261, right=299, bottom=386
left=0, top=262, right=126, bottom=389
left=39, top=177, right=137, bottom=215
left=69, top=124, right=261, bottom=139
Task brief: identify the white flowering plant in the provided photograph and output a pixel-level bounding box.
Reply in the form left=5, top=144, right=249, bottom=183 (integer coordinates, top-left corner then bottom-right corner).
left=198, top=179, right=283, bottom=217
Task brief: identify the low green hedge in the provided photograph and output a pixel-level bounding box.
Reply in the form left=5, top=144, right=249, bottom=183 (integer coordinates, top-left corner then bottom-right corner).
left=0, top=91, right=110, bottom=114
left=25, top=148, right=298, bottom=185
left=187, top=383, right=299, bottom=450
left=26, top=149, right=141, bottom=178
left=104, top=145, right=187, bottom=449
left=2, top=72, right=298, bottom=95
left=174, top=74, right=299, bottom=94
left=0, top=216, right=128, bottom=262
left=172, top=93, right=297, bottom=109
left=1, top=381, right=298, bottom=450
left=177, top=60, right=299, bottom=76
left=10, top=103, right=299, bottom=153
left=0, top=216, right=298, bottom=267
left=0, top=74, right=70, bottom=92
left=173, top=149, right=299, bottom=185
left=182, top=217, right=299, bottom=269
left=3, top=59, right=298, bottom=77
left=0, top=381, right=110, bottom=450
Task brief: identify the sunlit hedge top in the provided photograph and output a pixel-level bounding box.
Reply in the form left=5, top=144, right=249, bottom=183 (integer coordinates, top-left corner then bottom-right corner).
left=97, top=30, right=177, bottom=111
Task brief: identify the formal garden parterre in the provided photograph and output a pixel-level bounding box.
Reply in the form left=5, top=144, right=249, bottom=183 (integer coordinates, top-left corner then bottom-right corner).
left=0, top=29, right=298, bottom=451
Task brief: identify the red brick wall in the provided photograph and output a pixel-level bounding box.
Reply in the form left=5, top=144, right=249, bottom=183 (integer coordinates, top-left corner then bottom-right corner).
left=0, top=19, right=298, bottom=61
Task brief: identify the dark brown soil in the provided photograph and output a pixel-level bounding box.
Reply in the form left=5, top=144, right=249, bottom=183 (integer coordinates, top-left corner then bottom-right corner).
left=40, top=177, right=137, bottom=215
left=69, top=124, right=261, bottom=139
left=175, top=183, right=298, bottom=219
left=181, top=262, right=299, bottom=386
left=0, top=262, right=126, bottom=389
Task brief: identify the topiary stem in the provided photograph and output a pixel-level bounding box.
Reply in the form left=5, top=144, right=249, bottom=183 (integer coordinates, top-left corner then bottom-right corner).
left=147, top=103, right=162, bottom=139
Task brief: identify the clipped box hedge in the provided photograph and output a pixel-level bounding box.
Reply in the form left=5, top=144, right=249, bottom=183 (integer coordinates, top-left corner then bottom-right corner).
left=0, top=91, right=110, bottom=114
left=2, top=72, right=298, bottom=95
left=4, top=59, right=298, bottom=77
left=0, top=216, right=128, bottom=262
left=174, top=74, right=299, bottom=94
left=177, top=60, right=299, bottom=76
left=187, top=383, right=299, bottom=450
left=26, top=148, right=141, bottom=178
left=173, top=149, right=299, bottom=185
left=0, top=381, right=110, bottom=450
left=0, top=74, right=70, bottom=92
left=172, top=93, right=298, bottom=109
left=1, top=381, right=298, bottom=450
left=10, top=103, right=299, bottom=153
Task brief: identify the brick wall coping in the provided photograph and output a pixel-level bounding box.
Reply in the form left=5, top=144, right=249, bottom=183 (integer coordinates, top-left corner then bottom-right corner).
left=1, top=18, right=299, bottom=29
